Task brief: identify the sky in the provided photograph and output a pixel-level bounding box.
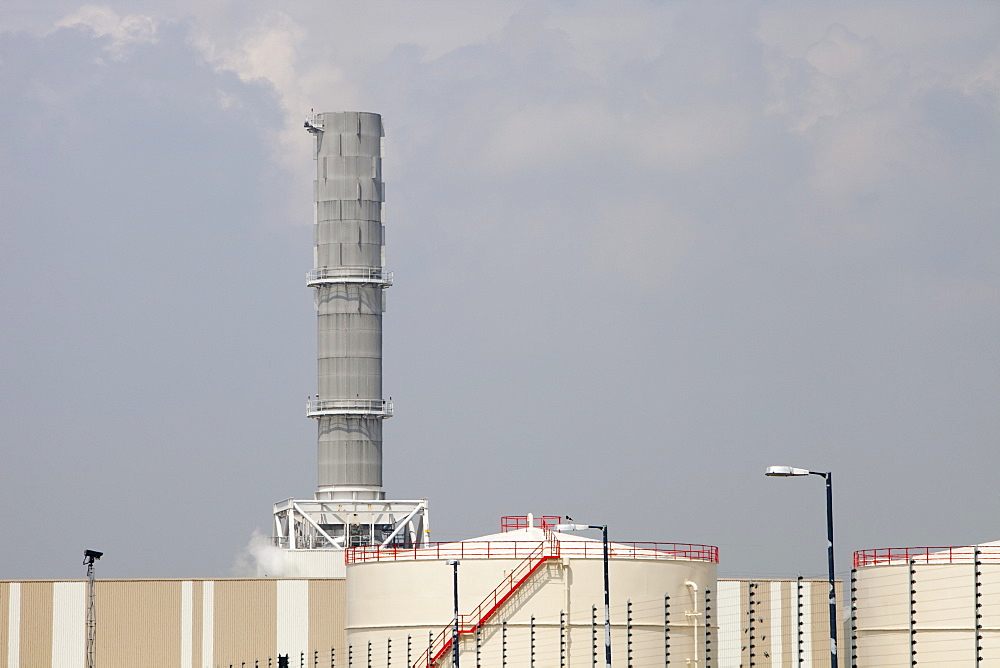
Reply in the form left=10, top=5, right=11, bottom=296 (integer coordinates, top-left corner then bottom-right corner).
left=1, top=1, right=998, bottom=581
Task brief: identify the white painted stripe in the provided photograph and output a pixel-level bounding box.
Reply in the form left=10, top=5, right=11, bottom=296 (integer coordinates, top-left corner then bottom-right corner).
left=800, top=581, right=813, bottom=667
left=7, top=583, right=20, bottom=668
left=181, top=581, right=193, bottom=668
left=51, top=582, right=86, bottom=668
left=201, top=581, right=214, bottom=668
left=770, top=581, right=783, bottom=666
left=717, top=580, right=741, bottom=667
left=276, top=580, right=309, bottom=658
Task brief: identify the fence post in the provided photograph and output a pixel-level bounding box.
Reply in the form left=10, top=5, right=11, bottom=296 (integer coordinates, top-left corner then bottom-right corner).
left=797, top=576, right=804, bottom=667
left=386, top=638, right=391, bottom=667
left=502, top=621, right=507, bottom=667
left=627, top=600, right=633, bottom=668
left=975, top=548, right=984, bottom=666
left=704, top=587, right=713, bottom=668
left=428, top=631, right=433, bottom=668
left=748, top=582, right=757, bottom=668
left=367, top=640, right=372, bottom=668
left=406, top=635, right=411, bottom=668
left=530, top=615, right=536, bottom=668
left=348, top=644, right=353, bottom=668
left=909, top=558, right=917, bottom=667
left=592, top=605, right=597, bottom=668
left=850, top=568, right=858, bottom=668
left=664, top=594, right=671, bottom=666
left=560, top=610, right=566, bottom=668
left=475, top=624, right=482, bottom=668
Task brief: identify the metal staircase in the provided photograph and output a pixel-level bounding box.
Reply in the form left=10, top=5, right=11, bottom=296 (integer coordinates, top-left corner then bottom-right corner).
left=413, top=532, right=561, bottom=667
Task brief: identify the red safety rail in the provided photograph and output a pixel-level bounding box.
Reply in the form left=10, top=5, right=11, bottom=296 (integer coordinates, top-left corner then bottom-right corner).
left=412, top=533, right=560, bottom=668
left=500, top=515, right=562, bottom=532
left=347, top=540, right=719, bottom=564
left=558, top=541, right=719, bottom=563
left=347, top=541, right=551, bottom=564
left=854, top=545, right=1000, bottom=568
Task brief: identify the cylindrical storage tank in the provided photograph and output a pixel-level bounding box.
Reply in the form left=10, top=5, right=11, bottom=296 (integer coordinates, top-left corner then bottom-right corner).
left=345, top=518, right=718, bottom=667
left=853, top=543, right=1000, bottom=666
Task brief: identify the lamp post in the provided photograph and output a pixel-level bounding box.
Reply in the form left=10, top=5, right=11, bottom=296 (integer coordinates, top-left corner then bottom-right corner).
left=446, top=560, right=460, bottom=668
left=765, top=465, right=837, bottom=667
left=83, top=549, right=103, bottom=668
left=555, top=523, right=611, bottom=668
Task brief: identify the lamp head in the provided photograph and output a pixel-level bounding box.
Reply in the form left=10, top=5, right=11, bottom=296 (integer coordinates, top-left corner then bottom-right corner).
left=83, top=549, right=103, bottom=560
left=446, top=560, right=460, bottom=566
left=554, top=524, right=588, bottom=532
left=765, top=465, right=811, bottom=477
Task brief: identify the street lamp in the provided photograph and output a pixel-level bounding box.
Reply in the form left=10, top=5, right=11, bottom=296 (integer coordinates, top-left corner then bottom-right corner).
left=554, top=523, right=611, bottom=668
left=765, top=465, right=838, bottom=667
left=446, top=560, right=460, bottom=668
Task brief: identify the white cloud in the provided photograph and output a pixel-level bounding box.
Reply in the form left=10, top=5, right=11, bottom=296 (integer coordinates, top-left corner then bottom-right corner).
left=54, top=5, right=157, bottom=59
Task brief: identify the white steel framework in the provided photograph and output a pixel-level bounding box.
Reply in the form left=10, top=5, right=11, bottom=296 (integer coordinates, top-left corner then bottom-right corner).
left=273, top=498, right=430, bottom=550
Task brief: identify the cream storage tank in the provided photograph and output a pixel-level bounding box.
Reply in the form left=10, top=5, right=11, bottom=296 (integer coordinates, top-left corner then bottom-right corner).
left=345, top=514, right=719, bottom=667
left=852, top=541, right=1000, bottom=666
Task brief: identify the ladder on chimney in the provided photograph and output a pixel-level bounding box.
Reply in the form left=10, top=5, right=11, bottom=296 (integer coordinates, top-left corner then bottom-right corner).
left=413, top=533, right=561, bottom=667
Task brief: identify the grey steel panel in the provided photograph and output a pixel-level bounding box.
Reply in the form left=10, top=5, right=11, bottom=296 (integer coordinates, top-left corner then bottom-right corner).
left=314, top=244, right=383, bottom=267
left=315, top=221, right=383, bottom=245
left=317, top=417, right=382, bottom=487
left=317, top=330, right=382, bottom=358
left=315, top=286, right=383, bottom=314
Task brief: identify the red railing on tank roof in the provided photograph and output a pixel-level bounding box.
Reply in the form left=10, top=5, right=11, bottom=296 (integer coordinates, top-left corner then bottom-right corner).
left=501, top=515, right=562, bottom=531
left=854, top=545, right=1000, bottom=568
left=346, top=540, right=719, bottom=564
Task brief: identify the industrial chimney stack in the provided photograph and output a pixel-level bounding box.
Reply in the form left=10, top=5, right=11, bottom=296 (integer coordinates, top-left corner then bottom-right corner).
left=272, top=112, right=428, bottom=575
left=305, top=111, right=390, bottom=501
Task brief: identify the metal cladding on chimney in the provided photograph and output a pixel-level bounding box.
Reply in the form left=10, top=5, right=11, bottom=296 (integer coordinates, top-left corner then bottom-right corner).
left=306, top=111, right=390, bottom=500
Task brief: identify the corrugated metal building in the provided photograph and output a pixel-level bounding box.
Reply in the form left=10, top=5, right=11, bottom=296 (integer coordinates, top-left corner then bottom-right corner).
left=717, top=578, right=848, bottom=668
left=1, top=579, right=344, bottom=667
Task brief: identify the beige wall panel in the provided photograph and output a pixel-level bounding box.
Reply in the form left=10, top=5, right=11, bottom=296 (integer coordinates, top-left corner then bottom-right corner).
left=96, top=580, right=181, bottom=668
left=810, top=580, right=827, bottom=666
left=308, top=580, right=346, bottom=653
left=191, top=581, right=203, bottom=667
left=18, top=582, right=52, bottom=668
left=212, top=580, right=276, bottom=666
left=772, top=580, right=795, bottom=668
left=1, top=583, right=9, bottom=664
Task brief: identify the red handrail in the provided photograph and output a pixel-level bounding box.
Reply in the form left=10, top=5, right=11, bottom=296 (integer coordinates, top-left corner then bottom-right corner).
left=854, top=545, right=1000, bottom=568
left=347, top=540, right=719, bottom=564
left=500, top=515, right=562, bottom=532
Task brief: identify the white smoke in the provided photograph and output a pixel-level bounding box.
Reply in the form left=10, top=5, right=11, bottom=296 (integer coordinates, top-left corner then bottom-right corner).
left=232, top=528, right=286, bottom=577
